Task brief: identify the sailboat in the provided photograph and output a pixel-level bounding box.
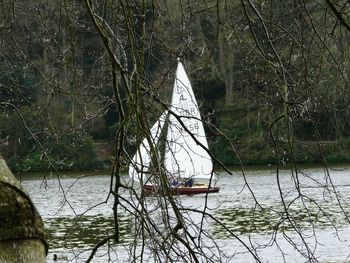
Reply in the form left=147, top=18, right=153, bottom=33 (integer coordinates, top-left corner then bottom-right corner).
left=129, top=60, right=220, bottom=195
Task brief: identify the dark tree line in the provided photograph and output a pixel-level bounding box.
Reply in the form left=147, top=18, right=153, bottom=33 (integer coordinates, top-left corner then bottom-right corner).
left=1, top=0, right=350, bottom=171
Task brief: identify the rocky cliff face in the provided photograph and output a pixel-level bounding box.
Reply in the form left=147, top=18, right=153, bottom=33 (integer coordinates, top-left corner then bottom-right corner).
left=0, top=156, right=47, bottom=262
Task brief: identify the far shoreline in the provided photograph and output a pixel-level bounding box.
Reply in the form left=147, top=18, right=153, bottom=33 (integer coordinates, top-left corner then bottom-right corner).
left=14, top=161, right=350, bottom=179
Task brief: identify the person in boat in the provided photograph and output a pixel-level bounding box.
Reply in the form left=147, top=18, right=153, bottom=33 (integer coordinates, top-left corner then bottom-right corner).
left=184, top=178, right=194, bottom=187
left=169, top=176, right=180, bottom=188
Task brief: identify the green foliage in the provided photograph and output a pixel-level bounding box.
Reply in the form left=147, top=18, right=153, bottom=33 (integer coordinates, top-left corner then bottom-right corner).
left=210, top=98, right=350, bottom=167
left=322, top=138, right=350, bottom=163
left=8, top=130, right=103, bottom=173
left=0, top=107, right=103, bottom=172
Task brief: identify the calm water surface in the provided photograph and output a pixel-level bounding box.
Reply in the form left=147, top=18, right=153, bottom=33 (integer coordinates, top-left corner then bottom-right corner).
left=22, top=167, right=350, bottom=262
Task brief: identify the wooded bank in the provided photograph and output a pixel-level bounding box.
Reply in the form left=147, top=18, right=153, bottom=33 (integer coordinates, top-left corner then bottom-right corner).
left=1, top=1, right=350, bottom=172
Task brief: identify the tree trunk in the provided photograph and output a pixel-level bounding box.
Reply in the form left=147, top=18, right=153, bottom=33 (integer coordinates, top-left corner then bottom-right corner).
left=218, top=27, right=234, bottom=106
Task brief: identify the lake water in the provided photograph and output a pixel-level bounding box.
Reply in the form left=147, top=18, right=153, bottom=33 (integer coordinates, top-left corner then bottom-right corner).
left=22, top=166, right=350, bottom=262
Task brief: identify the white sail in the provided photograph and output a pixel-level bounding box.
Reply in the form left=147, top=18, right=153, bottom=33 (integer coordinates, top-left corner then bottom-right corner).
left=164, top=61, right=213, bottom=180
left=129, top=111, right=167, bottom=181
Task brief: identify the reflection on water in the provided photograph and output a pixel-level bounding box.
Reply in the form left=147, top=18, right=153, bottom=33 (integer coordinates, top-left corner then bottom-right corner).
left=46, top=214, right=133, bottom=250
left=21, top=168, right=350, bottom=262
left=212, top=203, right=348, bottom=238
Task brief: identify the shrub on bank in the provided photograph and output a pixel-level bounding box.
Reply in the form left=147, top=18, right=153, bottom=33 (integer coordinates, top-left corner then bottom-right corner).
left=8, top=131, right=104, bottom=173
left=211, top=135, right=350, bottom=167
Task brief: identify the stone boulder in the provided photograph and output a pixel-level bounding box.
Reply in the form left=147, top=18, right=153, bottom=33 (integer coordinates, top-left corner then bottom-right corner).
left=0, top=156, right=47, bottom=262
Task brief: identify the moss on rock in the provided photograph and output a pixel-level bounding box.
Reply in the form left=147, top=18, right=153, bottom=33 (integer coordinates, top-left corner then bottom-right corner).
left=0, top=156, right=47, bottom=262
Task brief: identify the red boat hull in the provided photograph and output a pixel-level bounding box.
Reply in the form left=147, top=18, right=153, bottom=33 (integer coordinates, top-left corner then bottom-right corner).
left=143, top=184, right=220, bottom=195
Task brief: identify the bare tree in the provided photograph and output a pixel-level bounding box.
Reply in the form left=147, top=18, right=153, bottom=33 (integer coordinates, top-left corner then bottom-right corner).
left=1, top=0, right=350, bottom=262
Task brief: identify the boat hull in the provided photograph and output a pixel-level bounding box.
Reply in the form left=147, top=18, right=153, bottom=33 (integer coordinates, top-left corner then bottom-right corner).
left=143, top=184, right=220, bottom=195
